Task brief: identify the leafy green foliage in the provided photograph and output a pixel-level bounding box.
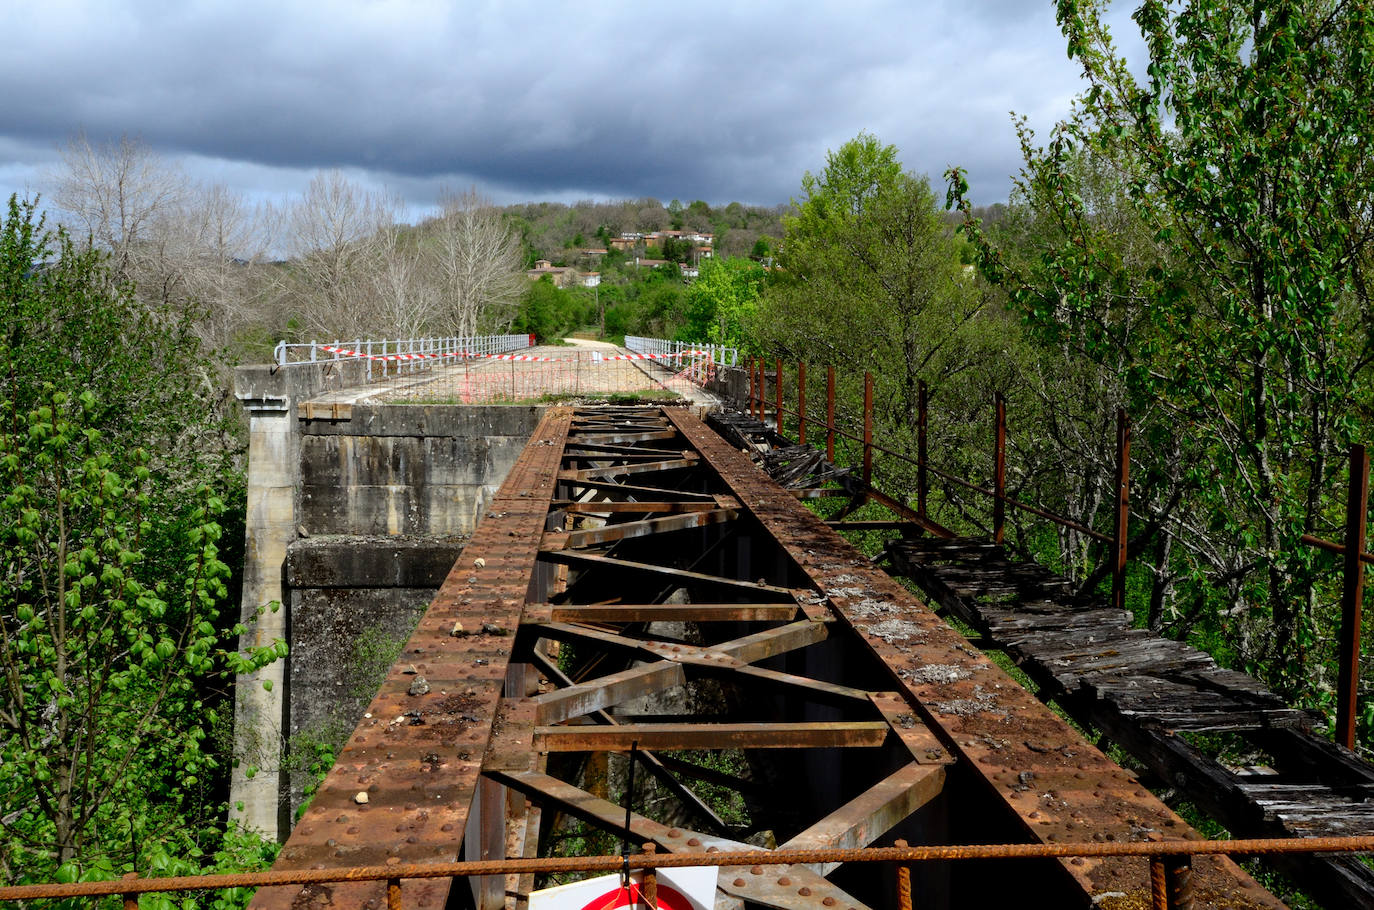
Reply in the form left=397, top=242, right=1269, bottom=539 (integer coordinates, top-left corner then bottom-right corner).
left=511, top=278, right=597, bottom=342
left=680, top=258, right=766, bottom=349
left=0, top=195, right=281, bottom=893
left=756, top=133, right=1013, bottom=511
left=947, top=1, right=1374, bottom=698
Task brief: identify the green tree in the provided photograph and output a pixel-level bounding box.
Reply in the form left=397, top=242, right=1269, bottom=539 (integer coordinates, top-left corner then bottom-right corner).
left=660, top=236, right=693, bottom=264
left=947, top=0, right=1374, bottom=694
left=0, top=196, right=282, bottom=887
left=761, top=133, right=992, bottom=424
left=680, top=257, right=765, bottom=349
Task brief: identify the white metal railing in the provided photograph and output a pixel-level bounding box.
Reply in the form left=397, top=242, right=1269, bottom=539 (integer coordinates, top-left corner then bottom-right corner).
left=624, top=336, right=738, bottom=367
left=273, top=334, right=533, bottom=382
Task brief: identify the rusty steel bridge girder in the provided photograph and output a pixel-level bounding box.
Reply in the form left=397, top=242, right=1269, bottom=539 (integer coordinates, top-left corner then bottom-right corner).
left=252, top=406, right=1286, bottom=910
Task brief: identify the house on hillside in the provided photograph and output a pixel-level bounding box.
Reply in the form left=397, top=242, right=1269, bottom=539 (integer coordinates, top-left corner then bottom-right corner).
left=527, top=259, right=575, bottom=287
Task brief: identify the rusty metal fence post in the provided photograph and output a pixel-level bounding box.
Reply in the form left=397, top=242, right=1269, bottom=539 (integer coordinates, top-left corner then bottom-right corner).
left=993, top=392, right=1006, bottom=545
left=1149, top=853, right=1194, bottom=910
left=757, top=360, right=766, bottom=423
left=826, top=366, right=836, bottom=463
left=1112, top=408, right=1131, bottom=614
left=641, top=843, right=657, bottom=910
left=894, top=839, right=913, bottom=910
left=387, top=877, right=402, bottom=910
left=1151, top=856, right=1167, bottom=910
left=122, top=873, right=138, bottom=910
left=863, top=372, right=874, bottom=487
left=775, top=359, right=783, bottom=434
left=1166, top=855, right=1194, bottom=910
left=751, top=359, right=760, bottom=422
left=752, top=357, right=763, bottom=417
left=1338, top=443, right=1370, bottom=750
left=917, top=381, right=928, bottom=520
left=798, top=362, right=808, bottom=446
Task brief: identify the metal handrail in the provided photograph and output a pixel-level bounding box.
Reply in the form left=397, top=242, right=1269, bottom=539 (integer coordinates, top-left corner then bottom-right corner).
left=4, top=836, right=1371, bottom=905
left=272, top=334, right=533, bottom=381
left=625, top=336, right=738, bottom=367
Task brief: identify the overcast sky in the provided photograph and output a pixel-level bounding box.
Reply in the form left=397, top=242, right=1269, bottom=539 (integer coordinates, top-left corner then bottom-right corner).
left=0, top=1, right=1144, bottom=218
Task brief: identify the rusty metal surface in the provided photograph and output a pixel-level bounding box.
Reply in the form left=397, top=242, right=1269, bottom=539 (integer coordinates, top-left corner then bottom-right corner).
left=233, top=404, right=1294, bottom=910
left=663, top=408, right=1287, bottom=910
left=9, top=836, right=1374, bottom=903
left=531, top=720, right=892, bottom=752
left=249, top=408, right=574, bottom=910
left=559, top=507, right=737, bottom=547
left=780, top=763, right=947, bottom=874
left=545, top=603, right=800, bottom=622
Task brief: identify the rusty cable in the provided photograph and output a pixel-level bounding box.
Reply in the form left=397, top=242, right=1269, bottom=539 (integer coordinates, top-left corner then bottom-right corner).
left=4, top=836, right=1373, bottom=901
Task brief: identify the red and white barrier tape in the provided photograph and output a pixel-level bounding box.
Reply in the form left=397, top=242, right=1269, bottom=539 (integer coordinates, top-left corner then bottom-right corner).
left=319, top=345, right=710, bottom=364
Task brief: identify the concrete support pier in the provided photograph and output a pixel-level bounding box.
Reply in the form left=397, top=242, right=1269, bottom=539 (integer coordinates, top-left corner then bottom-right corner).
left=230, top=359, right=544, bottom=839
left=231, top=360, right=366, bottom=838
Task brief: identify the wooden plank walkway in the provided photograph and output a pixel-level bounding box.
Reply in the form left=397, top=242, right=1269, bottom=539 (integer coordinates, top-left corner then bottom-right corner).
left=709, top=409, right=1374, bottom=909
left=888, top=536, right=1374, bottom=910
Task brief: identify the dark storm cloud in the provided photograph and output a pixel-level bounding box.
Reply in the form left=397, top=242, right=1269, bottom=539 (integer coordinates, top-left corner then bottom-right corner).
left=0, top=1, right=1144, bottom=210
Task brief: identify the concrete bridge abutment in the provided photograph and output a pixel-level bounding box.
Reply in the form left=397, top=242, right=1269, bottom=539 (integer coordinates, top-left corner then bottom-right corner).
left=230, top=362, right=544, bottom=839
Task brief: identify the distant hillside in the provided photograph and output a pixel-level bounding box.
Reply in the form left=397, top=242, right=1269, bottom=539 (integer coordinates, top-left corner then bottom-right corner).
left=498, top=197, right=788, bottom=265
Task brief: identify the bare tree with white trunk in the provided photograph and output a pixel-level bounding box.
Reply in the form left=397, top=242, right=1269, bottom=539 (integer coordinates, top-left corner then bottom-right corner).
left=428, top=187, right=525, bottom=336
left=283, top=170, right=401, bottom=339
left=49, top=134, right=274, bottom=351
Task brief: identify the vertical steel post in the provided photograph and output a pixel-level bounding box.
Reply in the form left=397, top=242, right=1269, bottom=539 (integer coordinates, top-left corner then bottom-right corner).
left=993, top=392, right=1006, bottom=545
left=758, top=360, right=766, bottom=423
left=1166, top=856, right=1194, bottom=910
left=894, top=839, right=913, bottom=910
left=826, top=366, right=836, bottom=463
left=122, top=873, right=139, bottom=910
left=917, top=380, right=928, bottom=519
left=798, top=362, right=808, bottom=446
left=748, top=357, right=756, bottom=416
left=641, top=843, right=658, bottom=910
left=1150, top=856, right=1168, bottom=910
left=1112, top=408, right=1131, bottom=615
left=775, top=358, right=783, bottom=434
left=1338, top=443, right=1370, bottom=750
left=388, top=878, right=402, bottom=910
left=752, top=359, right=761, bottom=421
left=863, top=372, right=874, bottom=487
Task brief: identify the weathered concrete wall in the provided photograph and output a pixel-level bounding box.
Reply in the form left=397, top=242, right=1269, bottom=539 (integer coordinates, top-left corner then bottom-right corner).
left=282, top=536, right=463, bottom=810
left=299, top=406, right=542, bottom=538
left=231, top=375, right=544, bottom=840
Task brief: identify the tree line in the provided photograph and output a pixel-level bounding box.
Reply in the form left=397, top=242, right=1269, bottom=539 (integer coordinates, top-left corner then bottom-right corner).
left=41, top=134, right=792, bottom=365
left=748, top=0, right=1374, bottom=757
